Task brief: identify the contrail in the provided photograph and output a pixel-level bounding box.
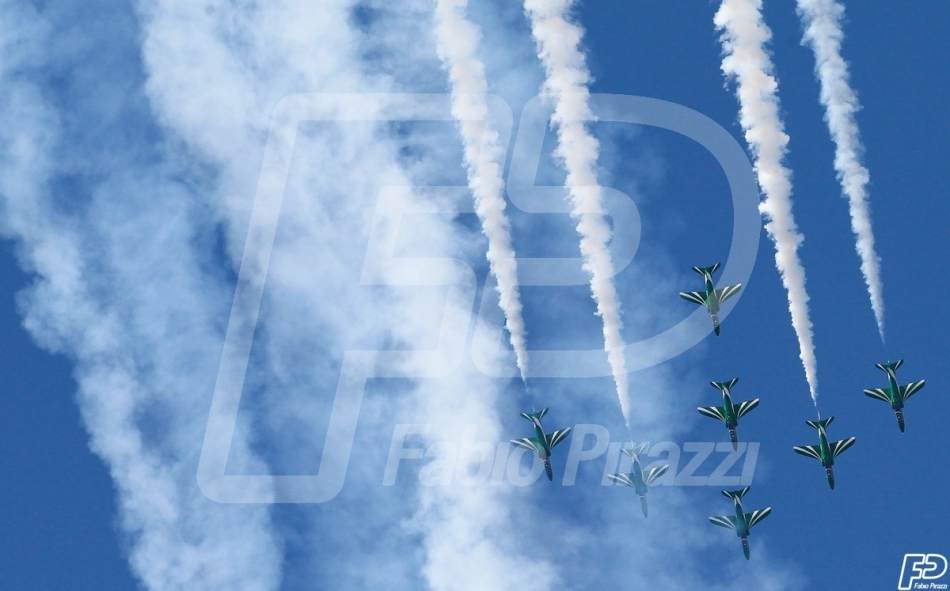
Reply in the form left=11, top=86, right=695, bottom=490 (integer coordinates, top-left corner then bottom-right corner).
left=523, top=0, right=630, bottom=420
left=715, top=0, right=819, bottom=403
left=797, top=0, right=884, bottom=340
left=433, top=0, right=529, bottom=380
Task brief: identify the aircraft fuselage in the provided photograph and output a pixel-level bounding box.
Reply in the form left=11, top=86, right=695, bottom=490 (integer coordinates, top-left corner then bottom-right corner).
left=885, top=374, right=907, bottom=432
left=719, top=389, right=739, bottom=429
left=732, top=501, right=751, bottom=538
left=886, top=373, right=905, bottom=410
left=629, top=459, right=650, bottom=496
left=531, top=423, right=554, bottom=480
left=817, top=428, right=836, bottom=489
left=715, top=386, right=740, bottom=449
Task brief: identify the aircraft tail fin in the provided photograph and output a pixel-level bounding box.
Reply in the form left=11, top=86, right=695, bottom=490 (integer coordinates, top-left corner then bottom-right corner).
left=721, top=486, right=751, bottom=503
left=806, top=416, right=835, bottom=430
left=621, top=442, right=650, bottom=461
left=520, top=408, right=548, bottom=425
left=875, top=360, right=904, bottom=374
left=711, top=378, right=739, bottom=391
left=692, top=263, right=721, bottom=277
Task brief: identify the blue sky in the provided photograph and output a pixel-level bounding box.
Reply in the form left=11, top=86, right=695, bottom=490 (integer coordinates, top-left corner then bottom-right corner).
left=0, top=1, right=947, bottom=590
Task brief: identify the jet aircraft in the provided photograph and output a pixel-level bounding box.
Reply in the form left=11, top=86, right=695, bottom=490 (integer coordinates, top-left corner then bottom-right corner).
left=792, top=417, right=856, bottom=490
left=679, top=263, right=742, bottom=336
left=863, top=359, right=926, bottom=433
left=697, top=378, right=760, bottom=451
left=510, top=409, right=572, bottom=482
left=708, top=486, right=771, bottom=560
left=607, top=443, right=670, bottom=517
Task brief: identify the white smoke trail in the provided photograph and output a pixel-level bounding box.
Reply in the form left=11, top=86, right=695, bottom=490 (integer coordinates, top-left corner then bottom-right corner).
left=432, top=0, right=529, bottom=380
left=797, top=0, right=884, bottom=340
left=522, top=0, right=630, bottom=421
left=715, top=0, right=819, bottom=403
left=0, top=2, right=283, bottom=589
left=138, top=0, right=559, bottom=588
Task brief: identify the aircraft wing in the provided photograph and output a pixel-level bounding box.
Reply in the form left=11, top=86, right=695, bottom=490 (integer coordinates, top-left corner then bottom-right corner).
left=899, top=380, right=926, bottom=403
left=545, top=428, right=572, bottom=449
left=644, top=464, right=669, bottom=485
left=735, top=398, right=760, bottom=419
left=679, top=291, right=707, bottom=306
left=510, top=437, right=542, bottom=453
left=715, top=284, right=742, bottom=304
left=793, top=445, right=823, bottom=461
left=746, top=507, right=772, bottom=529
left=709, top=515, right=739, bottom=531
left=863, top=388, right=892, bottom=403
left=697, top=405, right=727, bottom=422
left=830, top=436, right=856, bottom=458
left=607, top=473, right=635, bottom=488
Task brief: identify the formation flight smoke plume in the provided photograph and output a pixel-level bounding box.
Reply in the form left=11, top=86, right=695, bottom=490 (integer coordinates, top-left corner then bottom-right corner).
left=797, top=0, right=885, bottom=340
left=715, top=0, right=820, bottom=403
left=433, top=0, right=530, bottom=380
left=523, top=0, right=631, bottom=420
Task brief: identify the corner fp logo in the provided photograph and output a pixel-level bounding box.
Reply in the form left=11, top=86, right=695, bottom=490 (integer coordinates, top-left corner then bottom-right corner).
left=899, top=554, right=948, bottom=590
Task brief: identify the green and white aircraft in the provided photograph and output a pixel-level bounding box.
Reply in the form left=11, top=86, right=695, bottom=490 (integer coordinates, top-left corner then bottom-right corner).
left=697, top=378, right=760, bottom=451
left=792, top=416, right=856, bottom=490
left=863, top=360, right=926, bottom=433
left=679, top=263, right=742, bottom=336
left=510, top=409, right=572, bottom=482
left=607, top=443, right=670, bottom=517
left=708, top=486, right=772, bottom=560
